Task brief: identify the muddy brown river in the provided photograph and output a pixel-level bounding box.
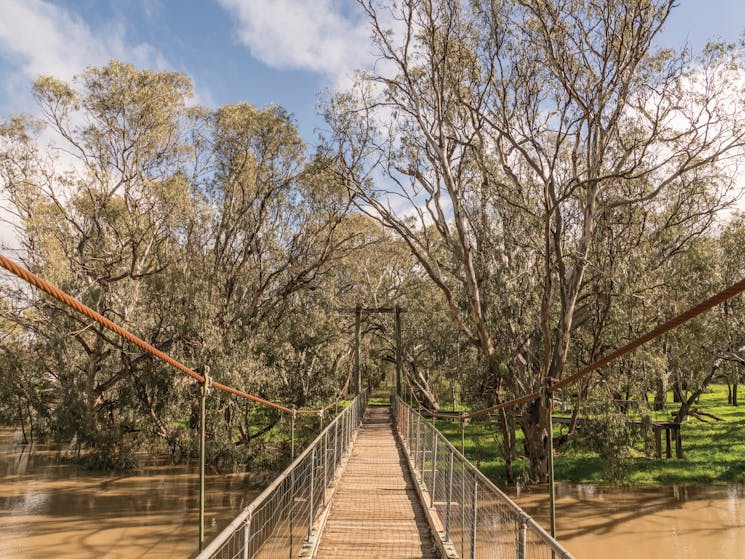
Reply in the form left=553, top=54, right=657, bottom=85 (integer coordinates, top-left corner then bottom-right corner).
left=0, top=429, right=261, bottom=558
left=510, top=482, right=745, bottom=558
left=1, top=427, right=744, bottom=558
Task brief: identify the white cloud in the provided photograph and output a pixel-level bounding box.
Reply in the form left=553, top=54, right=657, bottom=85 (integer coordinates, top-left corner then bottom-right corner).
left=0, top=0, right=169, bottom=256
left=0, top=0, right=165, bottom=87
left=217, top=0, right=372, bottom=86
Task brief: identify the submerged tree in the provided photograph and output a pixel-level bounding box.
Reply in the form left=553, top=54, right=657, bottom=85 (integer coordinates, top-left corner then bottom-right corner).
left=0, top=62, right=201, bottom=465
left=0, top=62, right=358, bottom=468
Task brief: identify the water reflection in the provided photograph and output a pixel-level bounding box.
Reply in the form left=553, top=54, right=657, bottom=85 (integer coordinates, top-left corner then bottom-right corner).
left=508, top=481, right=745, bottom=559
left=4, top=423, right=744, bottom=559
left=0, top=429, right=261, bottom=558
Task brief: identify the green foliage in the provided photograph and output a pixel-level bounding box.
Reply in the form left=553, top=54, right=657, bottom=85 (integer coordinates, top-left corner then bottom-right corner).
left=579, top=408, right=636, bottom=482
left=0, top=61, right=362, bottom=470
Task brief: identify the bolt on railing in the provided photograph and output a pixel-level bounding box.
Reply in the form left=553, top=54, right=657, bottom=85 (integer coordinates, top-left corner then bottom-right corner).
left=392, top=394, right=574, bottom=559
left=197, top=392, right=367, bottom=559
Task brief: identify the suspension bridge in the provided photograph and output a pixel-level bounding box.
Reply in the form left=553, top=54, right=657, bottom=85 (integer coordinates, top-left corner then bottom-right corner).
left=198, top=393, right=571, bottom=559
left=3, top=252, right=745, bottom=558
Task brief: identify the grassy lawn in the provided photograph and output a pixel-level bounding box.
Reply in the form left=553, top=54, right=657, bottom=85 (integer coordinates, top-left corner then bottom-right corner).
left=434, top=384, right=745, bottom=485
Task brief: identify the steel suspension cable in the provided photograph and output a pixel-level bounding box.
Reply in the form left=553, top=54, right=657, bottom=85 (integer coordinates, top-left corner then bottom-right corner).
left=0, top=253, right=348, bottom=416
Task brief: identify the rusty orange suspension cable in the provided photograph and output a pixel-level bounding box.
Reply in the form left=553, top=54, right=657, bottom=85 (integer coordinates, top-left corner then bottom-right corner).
left=465, top=276, right=745, bottom=419
left=320, top=369, right=353, bottom=414
left=403, top=276, right=745, bottom=421
left=0, top=253, right=348, bottom=416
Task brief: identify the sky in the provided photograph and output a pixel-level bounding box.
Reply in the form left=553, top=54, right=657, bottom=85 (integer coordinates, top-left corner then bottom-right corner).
left=0, top=0, right=743, bottom=146
left=0, top=0, right=743, bottom=252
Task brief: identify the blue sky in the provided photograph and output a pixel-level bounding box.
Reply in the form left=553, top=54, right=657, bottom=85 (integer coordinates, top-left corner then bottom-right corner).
left=0, top=0, right=743, bottom=146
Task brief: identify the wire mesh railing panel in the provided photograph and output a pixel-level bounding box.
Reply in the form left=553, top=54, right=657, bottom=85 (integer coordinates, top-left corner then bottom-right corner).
left=391, top=394, right=574, bottom=559
left=198, top=392, right=367, bottom=559
left=208, top=524, right=245, bottom=559
left=523, top=527, right=559, bottom=559
left=474, top=484, right=521, bottom=559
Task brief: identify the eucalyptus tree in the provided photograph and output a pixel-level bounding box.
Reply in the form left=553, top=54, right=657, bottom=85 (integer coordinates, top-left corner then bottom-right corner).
left=716, top=214, right=745, bottom=406
left=0, top=61, right=202, bottom=464
left=174, top=103, right=359, bottom=463
left=0, top=63, right=358, bottom=468
left=327, top=0, right=745, bottom=480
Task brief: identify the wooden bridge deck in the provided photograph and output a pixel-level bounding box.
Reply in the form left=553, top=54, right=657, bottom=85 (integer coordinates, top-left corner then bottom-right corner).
left=315, top=405, right=438, bottom=559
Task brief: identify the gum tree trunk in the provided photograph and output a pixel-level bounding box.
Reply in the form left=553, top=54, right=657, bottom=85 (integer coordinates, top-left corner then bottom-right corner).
left=521, top=398, right=551, bottom=482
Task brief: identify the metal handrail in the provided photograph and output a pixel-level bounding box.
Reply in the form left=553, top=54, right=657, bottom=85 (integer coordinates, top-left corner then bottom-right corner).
left=392, top=394, right=574, bottom=559
left=198, top=391, right=368, bottom=559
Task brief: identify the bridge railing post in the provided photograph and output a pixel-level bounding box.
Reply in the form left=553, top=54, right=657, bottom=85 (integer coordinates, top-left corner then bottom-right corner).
left=198, top=369, right=211, bottom=553
left=347, top=401, right=353, bottom=446
left=431, top=430, right=438, bottom=507
left=461, top=456, right=466, bottom=557
left=343, top=406, right=348, bottom=454
left=287, top=471, right=293, bottom=559
left=404, top=401, right=409, bottom=442
left=322, top=430, right=328, bottom=506
left=415, top=411, right=421, bottom=471
left=333, top=416, right=339, bottom=471
left=308, top=446, right=315, bottom=541
left=420, top=420, right=426, bottom=480
left=518, top=519, right=527, bottom=559
left=445, top=447, right=453, bottom=541
left=289, top=410, right=296, bottom=559
left=341, top=407, right=346, bottom=454
left=470, top=474, right=478, bottom=559
left=242, top=512, right=252, bottom=559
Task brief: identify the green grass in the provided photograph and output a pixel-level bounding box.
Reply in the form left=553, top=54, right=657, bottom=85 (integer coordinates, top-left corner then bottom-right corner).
left=436, top=384, right=745, bottom=485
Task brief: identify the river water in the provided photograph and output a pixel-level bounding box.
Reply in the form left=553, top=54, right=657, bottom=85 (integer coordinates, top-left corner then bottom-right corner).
left=0, top=429, right=260, bottom=558
left=509, top=482, right=745, bottom=558
left=2, top=427, right=744, bottom=558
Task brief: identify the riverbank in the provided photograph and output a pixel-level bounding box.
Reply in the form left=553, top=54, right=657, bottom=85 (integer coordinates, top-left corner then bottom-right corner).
left=435, top=384, right=745, bottom=485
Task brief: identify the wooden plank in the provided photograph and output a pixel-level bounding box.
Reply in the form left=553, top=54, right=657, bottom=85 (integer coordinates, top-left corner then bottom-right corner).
left=315, top=406, right=439, bottom=559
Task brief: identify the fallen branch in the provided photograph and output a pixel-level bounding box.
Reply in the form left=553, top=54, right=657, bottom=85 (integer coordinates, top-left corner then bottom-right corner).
left=674, top=407, right=725, bottom=423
